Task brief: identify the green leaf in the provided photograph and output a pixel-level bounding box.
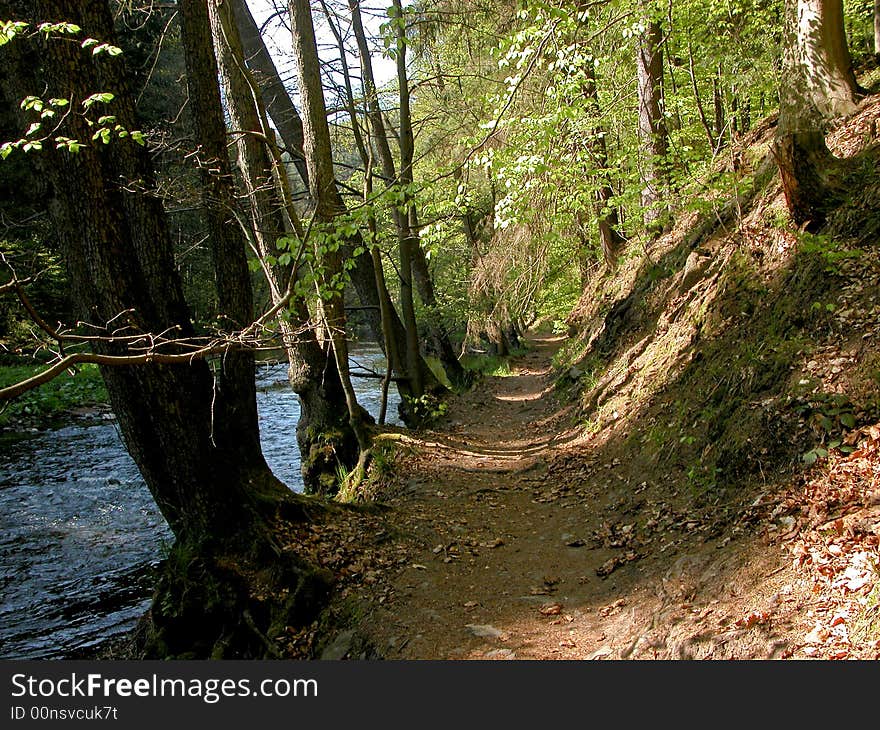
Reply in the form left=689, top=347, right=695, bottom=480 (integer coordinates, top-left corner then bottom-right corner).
left=92, top=128, right=112, bottom=144
left=840, top=413, right=856, bottom=429
left=130, top=130, right=146, bottom=146
left=0, top=21, right=29, bottom=46
left=21, top=96, right=43, bottom=112
left=82, top=92, right=114, bottom=109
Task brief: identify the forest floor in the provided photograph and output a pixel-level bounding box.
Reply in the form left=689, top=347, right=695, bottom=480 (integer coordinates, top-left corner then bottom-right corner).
left=303, top=330, right=880, bottom=660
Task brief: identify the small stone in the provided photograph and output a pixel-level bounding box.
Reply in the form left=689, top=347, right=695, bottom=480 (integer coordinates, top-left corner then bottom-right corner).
left=465, top=624, right=507, bottom=639
left=320, top=630, right=355, bottom=660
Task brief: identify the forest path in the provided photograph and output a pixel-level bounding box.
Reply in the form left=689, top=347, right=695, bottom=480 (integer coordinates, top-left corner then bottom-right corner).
left=328, top=330, right=866, bottom=660
left=338, top=331, right=749, bottom=660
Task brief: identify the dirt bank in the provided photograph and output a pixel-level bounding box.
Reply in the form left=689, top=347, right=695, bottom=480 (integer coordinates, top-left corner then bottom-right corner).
left=307, top=331, right=878, bottom=660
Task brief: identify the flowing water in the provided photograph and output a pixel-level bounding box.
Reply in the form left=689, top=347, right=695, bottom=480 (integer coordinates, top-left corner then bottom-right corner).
left=0, top=345, right=400, bottom=659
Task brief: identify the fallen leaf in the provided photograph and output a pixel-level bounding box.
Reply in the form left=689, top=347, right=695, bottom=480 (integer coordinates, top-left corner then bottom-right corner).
left=596, top=556, right=625, bottom=577
left=734, top=610, right=772, bottom=629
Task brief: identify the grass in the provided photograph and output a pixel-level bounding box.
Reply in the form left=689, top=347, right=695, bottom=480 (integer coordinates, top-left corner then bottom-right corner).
left=0, top=361, right=108, bottom=428
left=461, top=350, right=525, bottom=377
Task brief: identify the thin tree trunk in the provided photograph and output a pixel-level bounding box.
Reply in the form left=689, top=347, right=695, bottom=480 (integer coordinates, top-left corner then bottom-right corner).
left=636, top=11, right=669, bottom=228
left=713, top=63, right=725, bottom=145
left=350, top=0, right=467, bottom=388
left=228, top=0, right=435, bottom=407
left=289, top=0, right=370, bottom=458
left=178, top=0, right=265, bottom=475
left=210, top=0, right=360, bottom=493
left=229, top=0, right=309, bottom=189
left=687, top=42, right=716, bottom=152
left=391, top=0, right=425, bottom=399
left=581, top=50, right=626, bottom=270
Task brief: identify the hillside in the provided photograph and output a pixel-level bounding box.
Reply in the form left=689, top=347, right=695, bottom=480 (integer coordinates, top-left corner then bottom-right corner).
left=292, top=89, right=880, bottom=661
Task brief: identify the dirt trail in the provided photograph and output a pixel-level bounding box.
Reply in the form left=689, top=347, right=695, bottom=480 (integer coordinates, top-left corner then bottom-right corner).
left=329, top=331, right=840, bottom=661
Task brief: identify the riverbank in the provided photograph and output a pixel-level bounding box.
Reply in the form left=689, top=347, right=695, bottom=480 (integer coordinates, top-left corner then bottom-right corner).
left=0, top=362, right=109, bottom=434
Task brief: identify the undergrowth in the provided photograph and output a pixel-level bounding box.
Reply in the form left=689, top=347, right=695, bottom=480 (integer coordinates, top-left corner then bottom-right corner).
left=0, top=362, right=107, bottom=428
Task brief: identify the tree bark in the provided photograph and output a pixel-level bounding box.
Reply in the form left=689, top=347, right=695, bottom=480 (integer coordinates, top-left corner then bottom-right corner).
left=792, top=0, right=861, bottom=118
left=228, top=0, right=310, bottom=189
left=581, top=50, right=626, bottom=271
left=178, top=0, right=265, bottom=475
left=228, top=0, right=436, bottom=408
left=210, top=0, right=360, bottom=494
left=350, top=0, right=467, bottom=388
left=774, top=0, right=844, bottom=228
left=289, top=0, right=371, bottom=461
left=636, top=11, right=668, bottom=228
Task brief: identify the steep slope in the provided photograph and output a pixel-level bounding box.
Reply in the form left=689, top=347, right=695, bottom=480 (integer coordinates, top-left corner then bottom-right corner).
left=301, top=90, right=880, bottom=660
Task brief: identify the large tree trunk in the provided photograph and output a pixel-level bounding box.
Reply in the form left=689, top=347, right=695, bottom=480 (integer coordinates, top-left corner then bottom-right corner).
left=791, top=0, right=861, bottom=118
left=636, top=11, right=668, bottom=229
left=774, top=0, right=846, bottom=228
left=209, top=0, right=360, bottom=494
left=1, top=0, right=332, bottom=658
left=178, top=0, right=266, bottom=476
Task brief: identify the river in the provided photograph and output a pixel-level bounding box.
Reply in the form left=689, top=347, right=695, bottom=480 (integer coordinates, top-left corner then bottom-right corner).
left=0, top=345, right=400, bottom=659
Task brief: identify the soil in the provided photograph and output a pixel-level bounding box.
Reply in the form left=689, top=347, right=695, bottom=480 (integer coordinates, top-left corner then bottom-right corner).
left=307, top=331, right=880, bottom=661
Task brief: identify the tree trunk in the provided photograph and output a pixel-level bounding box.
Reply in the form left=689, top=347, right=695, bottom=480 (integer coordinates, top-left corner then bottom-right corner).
left=636, top=11, right=669, bottom=228
left=713, top=63, right=725, bottom=144
left=209, top=0, right=360, bottom=494
left=774, top=0, right=844, bottom=228
left=581, top=50, right=626, bottom=271
left=178, top=0, right=265, bottom=475
left=793, top=0, right=861, bottom=118
left=390, top=0, right=427, bottom=399
left=351, top=0, right=467, bottom=388
left=228, top=0, right=309, bottom=189
left=1, top=0, right=330, bottom=658
left=227, top=0, right=438, bottom=410
left=289, top=0, right=371, bottom=461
